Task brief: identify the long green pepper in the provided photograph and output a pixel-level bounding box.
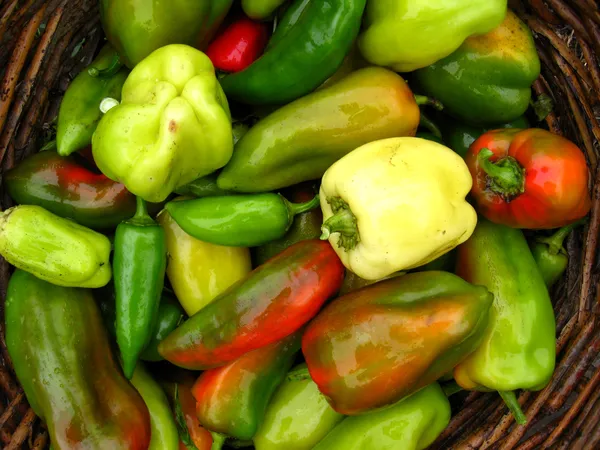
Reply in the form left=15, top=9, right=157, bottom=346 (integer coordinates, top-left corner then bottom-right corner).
left=114, top=197, right=167, bottom=379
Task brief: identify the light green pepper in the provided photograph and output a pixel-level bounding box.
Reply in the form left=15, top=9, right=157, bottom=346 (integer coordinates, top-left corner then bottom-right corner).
left=242, top=0, right=286, bottom=20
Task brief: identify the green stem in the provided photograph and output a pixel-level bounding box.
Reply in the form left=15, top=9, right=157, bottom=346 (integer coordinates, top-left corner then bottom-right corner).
left=419, top=112, right=442, bottom=138
left=414, top=95, right=444, bottom=111
left=477, top=148, right=525, bottom=200
left=286, top=194, right=320, bottom=216
left=135, top=196, right=149, bottom=219
left=88, top=53, right=122, bottom=77
left=537, top=218, right=587, bottom=255
left=40, top=140, right=57, bottom=152
left=499, top=391, right=527, bottom=425
left=210, top=432, right=226, bottom=450
left=320, top=198, right=360, bottom=251
left=530, top=94, right=554, bottom=122
left=287, top=366, right=311, bottom=382
left=441, top=381, right=463, bottom=397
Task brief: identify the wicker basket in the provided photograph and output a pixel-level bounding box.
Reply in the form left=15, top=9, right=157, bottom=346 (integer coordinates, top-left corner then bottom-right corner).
left=0, top=0, right=599, bottom=448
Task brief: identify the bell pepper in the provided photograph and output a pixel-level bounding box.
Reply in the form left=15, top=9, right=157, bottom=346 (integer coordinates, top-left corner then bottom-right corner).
left=192, top=333, right=301, bottom=441
left=165, top=193, right=321, bottom=247
left=0, top=205, right=111, bottom=287
left=158, top=240, right=345, bottom=369
left=5, top=270, right=151, bottom=449
left=130, top=363, right=179, bottom=450
left=242, top=0, right=286, bottom=20
left=254, top=182, right=323, bottom=265
left=217, top=67, right=421, bottom=193
left=219, top=0, right=366, bottom=105
left=358, top=0, right=507, bottom=73
left=414, top=10, right=539, bottom=125
left=302, top=271, right=492, bottom=414
left=206, top=17, right=269, bottom=73
left=465, top=128, right=592, bottom=229
left=4, top=150, right=139, bottom=230
left=92, top=44, right=233, bottom=203
left=313, top=383, right=451, bottom=450
left=253, top=363, right=344, bottom=450
left=57, top=44, right=128, bottom=156
left=114, top=198, right=167, bottom=378
left=157, top=206, right=252, bottom=316
left=319, top=137, right=477, bottom=281
left=100, top=0, right=233, bottom=68
left=531, top=219, right=586, bottom=288
left=454, top=218, right=556, bottom=425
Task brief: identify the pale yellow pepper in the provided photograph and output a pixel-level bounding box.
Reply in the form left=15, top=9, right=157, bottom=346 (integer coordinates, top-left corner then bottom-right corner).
left=157, top=205, right=251, bottom=316
left=320, top=137, right=477, bottom=280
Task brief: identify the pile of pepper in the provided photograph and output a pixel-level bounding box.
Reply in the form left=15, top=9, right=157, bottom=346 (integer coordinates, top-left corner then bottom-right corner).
left=1, top=1, right=592, bottom=449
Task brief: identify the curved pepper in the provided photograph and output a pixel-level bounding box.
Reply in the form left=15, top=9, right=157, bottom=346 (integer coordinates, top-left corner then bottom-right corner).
left=171, top=382, right=215, bottom=450
left=4, top=150, right=138, bottom=230
left=415, top=10, right=539, bottom=125
left=192, top=333, right=301, bottom=441
left=217, top=67, right=421, bottom=193
left=57, top=44, right=128, bottom=156
left=319, top=137, right=477, bottom=281
left=313, top=383, right=451, bottom=450
left=175, top=173, right=235, bottom=198
left=302, top=271, right=492, bottom=414
left=114, top=198, right=167, bottom=378
left=0, top=205, right=111, bottom=288
left=358, top=0, right=507, bottom=73
left=92, top=44, right=233, bottom=203
left=158, top=240, right=345, bottom=370
left=131, top=363, right=179, bottom=450
left=454, top=218, right=556, bottom=425
left=253, top=363, right=344, bottom=450
left=165, top=193, right=321, bottom=247
left=157, top=207, right=252, bottom=316
left=219, top=0, right=366, bottom=105
left=5, top=270, right=151, bottom=449
left=242, top=0, right=286, bottom=20
left=465, top=128, right=592, bottom=229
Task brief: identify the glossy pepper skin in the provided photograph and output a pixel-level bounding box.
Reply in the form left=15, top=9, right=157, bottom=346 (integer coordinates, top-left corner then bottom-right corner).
left=131, top=363, right=179, bottom=450
left=100, top=0, right=233, bottom=68
left=206, top=17, right=269, bottom=73
left=253, top=363, right=344, bottom=450
left=5, top=270, right=151, bottom=450
left=302, top=271, right=493, bottom=415
left=242, top=0, right=286, bottom=19
left=454, top=218, right=556, bottom=425
left=466, top=128, right=592, bottom=229
left=217, top=67, right=420, bottom=193
left=219, top=0, right=366, bottom=105
left=114, top=198, right=167, bottom=378
left=172, top=382, right=215, bottom=450
left=358, top=0, right=507, bottom=73
left=57, top=44, right=128, bottom=156
left=313, top=383, right=451, bottom=450
left=159, top=240, right=345, bottom=369
left=165, top=193, right=321, bottom=247
left=175, top=173, right=234, bottom=198
left=192, top=333, right=301, bottom=441
left=157, top=206, right=252, bottom=316
left=0, top=205, right=111, bottom=288
left=4, top=150, right=137, bottom=230
left=92, top=44, right=233, bottom=203
left=254, top=183, right=323, bottom=265
left=415, top=11, right=539, bottom=125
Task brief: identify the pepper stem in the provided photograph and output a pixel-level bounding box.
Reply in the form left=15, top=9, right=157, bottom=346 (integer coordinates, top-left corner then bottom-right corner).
left=414, top=95, right=444, bottom=111
left=88, top=53, right=122, bottom=77
left=126, top=197, right=156, bottom=227
left=441, top=381, right=463, bottom=397
left=419, top=112, right=442, bottom=138
left=477, top=148, right=525, bottom=200
left=536, top=218, right=587, bottom=255
left=321, top=197, right=360, bottom=251
left=287, top=366, right=311, bottom=382
left=499, top=391, right=527, bottom=425
left=286, top=194, right=320, bottom=216
left=210, top=432, right=226, bottom=450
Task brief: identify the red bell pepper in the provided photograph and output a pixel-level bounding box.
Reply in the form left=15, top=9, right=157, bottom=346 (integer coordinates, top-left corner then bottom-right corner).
left=206, top=16, right=269, bottom=73
left=466, top=128, right=591, bottom=229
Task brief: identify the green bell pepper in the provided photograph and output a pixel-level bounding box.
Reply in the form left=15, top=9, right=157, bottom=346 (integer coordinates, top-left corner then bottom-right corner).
left=114, top=198, right=167, bottom=378
left=100, top=0, right=233, bottom=68
left=242, top=0, right=286, bottom=20
left=253, top=363, right=344, bottom=450
left=415, top=10, right=540, bottom=125
left=454, top=218, right=556, bottom=425
left=313, top=383, right=451, bottom=450
left=92, top=44, right=233, bottom=203
left=57, top=44, right=128, bottom=156
left=358, top=0, right=507, bottom=73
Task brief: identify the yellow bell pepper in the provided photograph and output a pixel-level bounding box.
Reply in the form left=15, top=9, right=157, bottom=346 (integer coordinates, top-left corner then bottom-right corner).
left=157, top=205, right=251, bottom=316
left=320, top=137, right=477, bottom=280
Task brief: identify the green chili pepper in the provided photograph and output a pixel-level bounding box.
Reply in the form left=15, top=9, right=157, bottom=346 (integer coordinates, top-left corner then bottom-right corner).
left=242, top=0, right=286, bottom=20
left=267, top=0, right=310, bottom=49
left=56, top=44, right=128, bottom=156
left=165, top=193, right=321, bottom=247
left=114, top=197, right=167, bottom=378
left=174, top=173, right=234, bottom=198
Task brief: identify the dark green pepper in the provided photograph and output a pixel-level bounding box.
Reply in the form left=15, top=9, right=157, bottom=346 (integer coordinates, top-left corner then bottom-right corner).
left=56, top=44, right=128, bottom=156
left=165, top=193, right=321, bottom=247
left=219, top=0, right=366, bottom=105
left=174, top=173, right=234, bottom=198
left=114, top=197, right=167, bottom=378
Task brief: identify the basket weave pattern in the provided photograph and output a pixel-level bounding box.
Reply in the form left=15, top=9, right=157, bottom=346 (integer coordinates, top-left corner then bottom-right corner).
left=0, top=0, right=598, bottom=448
